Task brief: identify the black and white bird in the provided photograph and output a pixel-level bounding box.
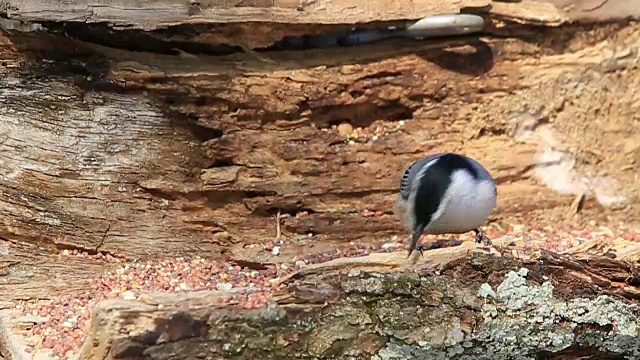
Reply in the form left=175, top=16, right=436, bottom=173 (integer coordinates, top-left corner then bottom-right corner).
left=394, top=152, right=497, bottom=257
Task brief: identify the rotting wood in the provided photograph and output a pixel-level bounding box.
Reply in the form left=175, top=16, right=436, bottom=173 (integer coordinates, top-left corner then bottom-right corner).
left=0, top=0, right=520, bottom=31
left=0, top=15, right=638, bottom=264
left=76, top=238, right=640, bottom=360
left=0, top=0, right=637, bottom=359
left=3, top=0, right=640, bottom=33
left=0, top=0, right=605, bottom=53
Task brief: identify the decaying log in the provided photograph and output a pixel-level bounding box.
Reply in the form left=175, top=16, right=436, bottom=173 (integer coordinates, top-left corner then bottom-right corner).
left=0, top=0, right=639, bottom=359
left=0, top=7, right=639, bottom=265
left=77, top=238, right=640, bottom=360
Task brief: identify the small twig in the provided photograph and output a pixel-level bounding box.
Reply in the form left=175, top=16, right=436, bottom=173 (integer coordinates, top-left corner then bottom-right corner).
left=172, top=48, right=199, bottom=61
left=274, top=209, right=282, bottom=278
left=582, top=0, right=609, bottom=11
left=238, top=44, right=277, bottom=65
left=276, top=209, right=281, bottom=240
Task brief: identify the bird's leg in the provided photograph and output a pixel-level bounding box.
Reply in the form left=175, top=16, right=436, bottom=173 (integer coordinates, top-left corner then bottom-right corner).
left=407, top=223, right=426, bottom=258
left=473, top=228, right=492, bottom=246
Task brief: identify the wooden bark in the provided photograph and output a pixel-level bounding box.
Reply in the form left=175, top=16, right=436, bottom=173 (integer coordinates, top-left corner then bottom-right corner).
left=1, top=0, right=491, bottom=28
left=77, top=238, right=640, bottom=360
left=0, top=0, right=638, bottom=324
left=2, top=0, right=640, bottom=32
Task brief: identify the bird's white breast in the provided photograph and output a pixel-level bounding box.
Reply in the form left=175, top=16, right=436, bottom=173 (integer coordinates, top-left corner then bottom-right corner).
left=426, top=169, right=497, bottom=234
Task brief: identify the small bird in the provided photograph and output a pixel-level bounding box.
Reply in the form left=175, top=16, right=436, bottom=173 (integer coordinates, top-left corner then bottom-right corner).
left=394, top=152, right=497, bottom=258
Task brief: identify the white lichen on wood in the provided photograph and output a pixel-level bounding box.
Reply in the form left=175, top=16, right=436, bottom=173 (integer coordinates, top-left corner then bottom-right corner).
left=374, top=268, right=640, bottom=359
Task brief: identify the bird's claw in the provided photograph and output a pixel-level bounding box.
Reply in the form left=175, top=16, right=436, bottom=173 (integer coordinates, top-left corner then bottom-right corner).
left=407, top=244, right=426, bottom=258
left=474, top=230, right=492, bottom=247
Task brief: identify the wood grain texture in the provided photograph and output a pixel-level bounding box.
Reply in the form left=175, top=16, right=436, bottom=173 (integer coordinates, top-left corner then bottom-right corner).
left=1, top=0, right=491, bottom=29
left=0, top=21, right=639, bottom=263
left=3, top=0, right=640, bottom=32
left=0, top=72, right=213, bottom=256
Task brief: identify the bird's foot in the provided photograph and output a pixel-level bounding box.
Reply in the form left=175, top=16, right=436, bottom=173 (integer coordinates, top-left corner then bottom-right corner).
left=408, top=244, right=426, bottom=257
left=474, top=229, right=492, bottom=247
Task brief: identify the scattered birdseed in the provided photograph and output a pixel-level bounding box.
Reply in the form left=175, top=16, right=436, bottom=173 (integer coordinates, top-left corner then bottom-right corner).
left=12, top=221, right=639, bottom=359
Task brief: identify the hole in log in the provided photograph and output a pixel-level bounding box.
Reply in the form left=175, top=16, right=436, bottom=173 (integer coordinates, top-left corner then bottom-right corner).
left=348, top=90, right=365, bottom=98
left=186, top=122, right=224, bottom=142
left=33, top=18, right=538, bottom=63
left=305, top=101, right=417, bottom=128
left=206, top=159, right=235, bottom=168
left=166, top=111, right=224, bottom=143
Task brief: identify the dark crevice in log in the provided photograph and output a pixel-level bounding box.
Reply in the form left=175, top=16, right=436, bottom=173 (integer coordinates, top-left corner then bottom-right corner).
left=243, top=191, right=397, bottom=217
left=40, top=21, right=245, bottom=56
left=7, top=16, right=631, bottom=62
left=155, top=92, right=419, bottom=144
left=174, top=116, right=225, bottom=143
left=206, top=159, right=235, bottom=168
left=574, top=322, right=615, bottom=334
left=242, top=197, right=322, bottom=218
left=536, top=345, right=628, bottom=360
left=179, top=94, right=419, bottom=131
left=138, top=187, right=278, bottom=202
left=227, top=259, right=273, bottom=271
left=11, top=35, right=110, bottom=85
left=302, top=100, right=419, bottom=129
left=37, top=20, right=492, bottom=55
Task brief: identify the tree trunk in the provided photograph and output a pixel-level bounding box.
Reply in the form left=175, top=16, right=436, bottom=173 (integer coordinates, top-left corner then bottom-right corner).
left=78, top=238, right=640, bottom=360
left=0, top=0, right=640, bottom=358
